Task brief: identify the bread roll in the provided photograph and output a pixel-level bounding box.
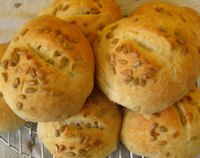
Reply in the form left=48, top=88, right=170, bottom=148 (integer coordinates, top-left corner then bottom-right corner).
left=39, top=0, right=122, bottom=44
left=0, top=44, right=25, bottom=132
left=129, top=2, right=200, bottom=48
left=121, top=87, right=200, bottom=158
left=93, top=2, right=200, bottom=114
left=0, top=15, right=94, bottom=122
left=37, top=89, right=121, bottom=158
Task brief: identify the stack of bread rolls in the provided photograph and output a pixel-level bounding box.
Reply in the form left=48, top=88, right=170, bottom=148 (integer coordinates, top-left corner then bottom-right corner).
left=0, top=0, right=200, bottom=158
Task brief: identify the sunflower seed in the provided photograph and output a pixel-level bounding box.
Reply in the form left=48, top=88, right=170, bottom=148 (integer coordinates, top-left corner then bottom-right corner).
left=36, top=45, right=41, bottom=50
left=173, top=131, right=179, bottom=138
left=18, top=94, right=26, bottom=100
left=155, top=7, right=164, bottom=12
left=36, top=70, right=45, bottom=78
left=58, top=145, right=65, bottom=153
left=106, top=32, right=113, bottom=39
left=159, top=126, right=168, bottom=132
left=147, top=68, right=157, bottom=77
left=66, top=152, right=76, bottom=157
left=157, top=26, right=166, bottom=33
left=158, top=141, right=167, bottom=146
left=132, top=60, right=142, bottom=68
left=181, top=115, right=187, bottom=126
left=30, top=68, right=36, bottom=77
left=10, top=52, right=20, bottom=67
left=79, top=149, right=87, bottom=156
left=1, top=60, right=8, bottom=69
left=151, top=123, right=158, bottom=130
left=112, top=38, right=119, bottom=44
left=115, top=45, right=124, bottom=52
left=56, top=4, right=62, bottom=11
left=55, top=29, right=62, bottom=36
left=108, top=54, right=115, bottom=62
left=70, top=20, right=77, bottom=25
left=85, top=123, right=91, bottom=128
left=150, top=135, right=157, bottom=141
left=131, top=52, right=139, bottom=58
left=26, top=80, right=38, bottom=86
left=176, top=38, right=186, bottom=45
left=59, top=126, right=65, bottom=133
left=91, top=7, right=100, bottom=14
left=117, top=59, right=128, bottom=65
left=54, top=51, right=61, bottom=57
left=165, top=152, right=170, bottom=157
left=13, top=78, right=20, bottom=88
left=38, top=78, right=46, bottom=85
left=37, top=27, right=51, bottom=33
left=133, top=78, right=139, bottom=85
left=60, top=57, right=69, bottom=68
left=1, top=73, right=7, bottom=82
left=21, top=29, right=28, bottom=36
left=25, top=88, right=37, bottom=93
left=98, top=24, right=105, bottom=31
left=122, top=45, right=128, bottom=54
left=124, top=75, right=133, bottom=82
left=16, top=102, right=23, bottom=111
left=109, top=65, right=116, bottom=75
left=62, top=5, right=69, bottom=11
left=111, top=24, right=119, bottom=31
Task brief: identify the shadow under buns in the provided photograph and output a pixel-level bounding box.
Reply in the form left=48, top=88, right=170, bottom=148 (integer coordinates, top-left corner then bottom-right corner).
left=39, top=0, right=122, bottom=44
left=0, top=44, right=25, bottom=132
left=121, top=87, right=200, bottom=158
left=0, top=15, right=94, bottom=122
left=37, top=89, right=122, bottom=158
left=93, top=2, right=200, bottom=115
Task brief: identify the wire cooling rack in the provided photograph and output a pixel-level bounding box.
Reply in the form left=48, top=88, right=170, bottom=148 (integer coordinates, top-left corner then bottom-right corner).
left=0, top=122, right=145, bottom=158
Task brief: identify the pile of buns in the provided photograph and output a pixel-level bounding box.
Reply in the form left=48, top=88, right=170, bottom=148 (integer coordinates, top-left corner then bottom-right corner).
left=0, top=0, right=200, bottom=158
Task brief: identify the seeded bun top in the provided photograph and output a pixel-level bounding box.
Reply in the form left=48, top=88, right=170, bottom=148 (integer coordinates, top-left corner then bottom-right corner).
left=0, top=15, right=94, bottom=122
left=121, top=88, right=200, bottom=158
left=93, top=2, right=200, bottom=114
left=37, top=89, right=122, bottom=158
left=39, top=0, right=122, bottom=44
left=0, top=44, right=25, bottom=132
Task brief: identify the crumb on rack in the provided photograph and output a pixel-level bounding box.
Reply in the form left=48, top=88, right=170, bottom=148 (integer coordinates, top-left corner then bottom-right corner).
left=14, top=3, right=22, bottom=8
left=27, top=141, right=33, bottom=152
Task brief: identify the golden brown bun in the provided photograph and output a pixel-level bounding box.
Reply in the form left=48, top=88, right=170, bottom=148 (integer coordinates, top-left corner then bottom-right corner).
left=0, top=44, right=25, bottom=132
left=93, top=2, right=200, bottom=114
left=39, top=0, right=122, bottom=44
left=129, top=1, right=200, bottom=49
left=37, top=89, right=121, bottom=158
left=0, top=15, right=94, bottom=122
left=121, top=87, right=200, bottom=158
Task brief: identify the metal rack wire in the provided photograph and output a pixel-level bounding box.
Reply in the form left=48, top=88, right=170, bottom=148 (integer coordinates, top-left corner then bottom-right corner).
left=0, top=123, right=145, bottom=158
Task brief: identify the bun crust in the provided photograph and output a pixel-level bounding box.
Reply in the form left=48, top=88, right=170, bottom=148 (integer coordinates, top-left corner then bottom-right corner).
left=39, top=0, right=122, bottom=44
left=0, top=15, right=94, bottom=122
left=0, top=44, right=25, bottom=132
left=121, top=88, right=200, bottom=158
left=37, top=89, right=122, bottom=158
left=93, top=2, right=200, bottom=114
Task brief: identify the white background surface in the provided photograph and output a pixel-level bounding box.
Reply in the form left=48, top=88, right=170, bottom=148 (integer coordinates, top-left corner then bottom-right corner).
left=0, top=0, right=200, bottom=158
